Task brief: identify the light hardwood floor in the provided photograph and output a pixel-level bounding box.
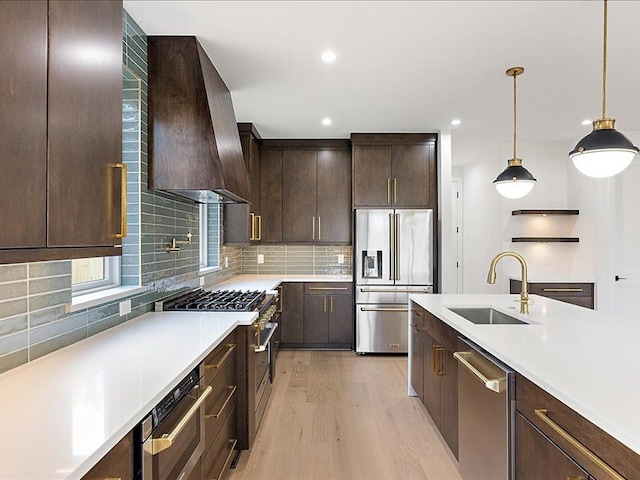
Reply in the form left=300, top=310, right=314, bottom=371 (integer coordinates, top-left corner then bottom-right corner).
left=228, top=350, right=461, bottom=480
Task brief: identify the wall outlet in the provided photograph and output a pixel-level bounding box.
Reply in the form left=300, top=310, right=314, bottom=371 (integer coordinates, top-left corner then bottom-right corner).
left=257, top=254, right=265, bottom=264
left=338, top=254, right=345, bottom=264
left=224, top=257, right=229, bottom=268
left=200, top=276, right=205, bottom=286
left=119, top=299, right=131, bottom=316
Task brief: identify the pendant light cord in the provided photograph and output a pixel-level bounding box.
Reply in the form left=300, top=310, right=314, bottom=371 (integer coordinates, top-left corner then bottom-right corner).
left=513, top=71, right=517, bottom=159
left=602, top=0, right=608, bottom=119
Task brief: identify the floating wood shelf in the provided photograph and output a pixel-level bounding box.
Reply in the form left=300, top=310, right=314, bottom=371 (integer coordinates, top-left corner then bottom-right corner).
left=512, top=209, right=579, bottom=216
left=512, top=237, right=579, bottom=243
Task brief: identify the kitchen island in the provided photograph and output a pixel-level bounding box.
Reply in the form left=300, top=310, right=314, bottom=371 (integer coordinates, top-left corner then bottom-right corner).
left=410, top=293, right=640, bottom=477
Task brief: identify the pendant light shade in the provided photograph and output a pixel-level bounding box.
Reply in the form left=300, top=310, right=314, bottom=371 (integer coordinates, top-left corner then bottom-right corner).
left=493, top=66, right=536, bottom=199
left=569, top=0, right=638, bottom=178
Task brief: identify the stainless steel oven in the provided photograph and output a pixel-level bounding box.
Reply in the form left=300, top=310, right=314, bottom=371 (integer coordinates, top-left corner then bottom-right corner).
left=138, top=368, right=209, bottom=480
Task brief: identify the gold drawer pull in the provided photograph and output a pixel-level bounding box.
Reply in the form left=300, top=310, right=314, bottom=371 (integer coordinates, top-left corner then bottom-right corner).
left=256, top=215, right=262, bottom=240
left=308, top=287, right=349, bottom=291
left=534, top=409, right=624, bottom=480
left=214, top=439, right=238, bottom=480
left=387, top=178, right=391, bottom=204
left=205, top=344, right=236, bottom=369
left=542, top=288, right=584, bottom=293
left=111, top=163, right=127, bottom=238
left=206, top=386, right=237, bottom=419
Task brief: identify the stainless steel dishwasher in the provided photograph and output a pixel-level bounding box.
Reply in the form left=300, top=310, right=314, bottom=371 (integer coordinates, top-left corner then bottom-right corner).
left=454, top=337, right=515, bottom=480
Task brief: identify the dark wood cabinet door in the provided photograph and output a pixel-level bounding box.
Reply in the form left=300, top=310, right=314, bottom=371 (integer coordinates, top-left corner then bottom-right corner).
left=352, top=145, right=392, bottom=207
left=439, top=346, right=458, bottom=459
left=259, top=149, right=283, bottom=243
left=81, top=431, right=134, bottom=480
left=328, top=294, right=353, bottom=345
left=303, top=295, right=329, bottom=344
left=0, top=1, right=47, bottom=249
left=410, top=324, right=424, bottom=403
left=515, top=412, right=589, bottom=480
left=391, top=143, right=435, bottom=207
left=280, top=283, right=304, bottom=344
left=282, top=150, right=317, bottom=243
left=422, top=332, right=441, bottom=427
left=248, top=134, right=261, bottom=215
left=316, top=150, right=351, bottom=243
left=47, top=1, right=123, bottom=247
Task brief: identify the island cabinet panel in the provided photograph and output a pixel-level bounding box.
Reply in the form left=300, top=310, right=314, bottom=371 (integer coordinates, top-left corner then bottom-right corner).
left=81, top=430, right=134, bottom=480
left=0, top=0, right=123, bottom=262
left=352, top=133, right=437, bottom=208
left=410, top=302, right=458, bottom=458
left=279, top=282, right=304, bottom=346
left=259, top=149, right=283, bottom=243
left=515, top=373, right=640, bottom=480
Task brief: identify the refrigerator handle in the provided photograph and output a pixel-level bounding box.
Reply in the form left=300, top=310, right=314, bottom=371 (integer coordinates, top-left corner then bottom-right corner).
left=395, top=213, right=400, bottom=281
left=388, top=213, right=394, bottom=281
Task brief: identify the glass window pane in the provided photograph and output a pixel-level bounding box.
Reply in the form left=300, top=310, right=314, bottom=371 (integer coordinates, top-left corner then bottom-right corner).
left=72, top=258, right=105, bottom=285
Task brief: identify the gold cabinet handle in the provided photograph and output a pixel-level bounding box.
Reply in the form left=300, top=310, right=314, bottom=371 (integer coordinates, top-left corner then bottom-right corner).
left=393, top=177, right=397, bottom=204
left=433, top=346, right=445, bottom=375
left=432, top=345, right=439, bottom=373
left=323, top=296, right=327, bottom=312
left=453, top=351, right=505, bottom=393
left=318, top=216, right=321, bottom=241
left=542, top=288, right=583, bottom=293
left=256, top=215, right=262, bottom=240
left=330, top=296, right=333, bottom=312
left=308, top=287, right=348, bottom=291
left=250, top=212, right=256, bottom=240
left=206, top=386, right=236, bottom=419
left=387, top=178, right=391, bottom=204
left=214, top=439, right=238, bottom=480
left=277, top=285, right=283, bottom=313
left=112, top=163, right=127, bottom=238
left=204, top=343, right=236, bottom=369
left=360, top=307, right=408, bottom=312
left=312, top=216, right=316, bottom=240
left=534, top=409, right=624, bottom=480
left=151, top=385, right=212, bottom=454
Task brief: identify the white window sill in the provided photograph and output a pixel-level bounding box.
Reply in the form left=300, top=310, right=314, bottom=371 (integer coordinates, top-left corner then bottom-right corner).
left=199, top=266, right=223, bottom=275
left=66, top=285, right=147, bottom=313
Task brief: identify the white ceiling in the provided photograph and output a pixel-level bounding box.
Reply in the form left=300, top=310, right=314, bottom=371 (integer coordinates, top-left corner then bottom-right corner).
left=123, top=1, right=640, bottom=165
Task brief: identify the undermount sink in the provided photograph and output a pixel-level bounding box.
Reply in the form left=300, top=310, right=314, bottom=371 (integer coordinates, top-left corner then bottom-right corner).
left=447, top=307, right=529, bottom=325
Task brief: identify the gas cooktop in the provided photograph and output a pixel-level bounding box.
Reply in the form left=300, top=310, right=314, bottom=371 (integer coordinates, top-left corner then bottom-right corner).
left=160, top=289, right=267, bottom=312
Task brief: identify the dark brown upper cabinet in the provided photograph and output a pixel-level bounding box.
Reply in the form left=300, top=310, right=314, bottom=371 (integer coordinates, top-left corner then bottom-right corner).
left=258, top=148, right=284, bottom=243
left=148, top=36, right=250, bottom=204
left=352, top=133, right=437, bottom=208
left=224, top=123, right=262, bottom=244
left=0, top=0, right=123, bottom=264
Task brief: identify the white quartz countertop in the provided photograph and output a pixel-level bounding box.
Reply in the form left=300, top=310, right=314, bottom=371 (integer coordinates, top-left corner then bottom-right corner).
left=0, top=310, right=257, bottom=480
left=410, top=293, right=640, bottom=456
left=213, top=273, right=353, bottom=292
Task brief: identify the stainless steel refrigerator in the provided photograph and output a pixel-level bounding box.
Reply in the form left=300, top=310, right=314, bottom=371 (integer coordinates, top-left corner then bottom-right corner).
left=355, top=209, right=434, bottom=353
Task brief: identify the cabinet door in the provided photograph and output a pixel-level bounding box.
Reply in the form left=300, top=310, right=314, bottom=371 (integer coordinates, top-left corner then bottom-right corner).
left=410, top=323, right=424, bottom=402
left=515, top=412, right=590, bottom=480
left=259, top=149, right=283, bottom=243
left=439, top=346, right=458, bottom=458
left=352, top=145, right=392, bottom=207
left=328, top=294, right=353, bottom=345
left=282, top=150, right=317, bottom=242
left=47, top=1, right=123, bottom=247
left=391, top=143, right=435, bottom=207
left=248, top=134, right=261, bottom=216
left=81, top=431, right=134, bottom=480
left=280, top=282, right=304, bottom=344
left=0, top=1, right=47, bottom=249
left=316, top=150, right=351, bottom=243
left=303, top=295, right=329, bottom=344
left=422, top=332, right=441, bottom=427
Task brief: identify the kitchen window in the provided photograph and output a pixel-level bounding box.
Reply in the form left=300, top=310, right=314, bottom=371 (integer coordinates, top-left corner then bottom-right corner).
left=71, top=257, right=121, bottom=294
left=200, top=202, right=221, bottom=270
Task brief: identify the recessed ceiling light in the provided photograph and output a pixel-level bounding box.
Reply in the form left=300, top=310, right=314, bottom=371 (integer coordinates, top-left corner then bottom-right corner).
left=581, top=119, right=592, bottom=126
left=321, top=51, right=336, bottom=63
left=322, top=118, right=332, bottom=126
left=451, top=119, right=462, bottom=126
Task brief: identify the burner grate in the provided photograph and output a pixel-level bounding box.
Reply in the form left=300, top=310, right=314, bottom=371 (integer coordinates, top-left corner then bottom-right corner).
left=163, top=289, right=266, bottom=312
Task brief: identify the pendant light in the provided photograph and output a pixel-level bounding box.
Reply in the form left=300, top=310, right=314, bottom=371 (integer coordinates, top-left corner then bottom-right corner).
left=569, top=0, right=638, bottom=178
left=493, top=67, right=537, bottom=199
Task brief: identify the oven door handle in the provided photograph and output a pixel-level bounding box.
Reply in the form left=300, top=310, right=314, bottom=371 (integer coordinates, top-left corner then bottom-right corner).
left=150, top=385, right=213, bottom=454
left=255, top=323, right=278, bottom=353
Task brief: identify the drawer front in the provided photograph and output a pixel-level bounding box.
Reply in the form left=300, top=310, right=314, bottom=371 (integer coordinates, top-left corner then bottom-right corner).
left=204, top=352, right=237, bottom=445
left=203, top=335, right=237, bottom=386
left=202, top=405, right=237, bottom=480
left=410, top=302, right=426, bottom=329
left=305, top=282, right=353, bottom=295
left=516, top=374, right=640, bottom=479
left=529, top=282, right=593, bottom=298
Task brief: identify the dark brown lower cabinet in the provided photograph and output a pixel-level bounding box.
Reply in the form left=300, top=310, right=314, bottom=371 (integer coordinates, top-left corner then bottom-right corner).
left=515, top=412, right=589, bottom=480
left=279, top=282, right=304, bottom=346
left=410, top=313, right=424, bottom=404
left=81, top=430, right=134, bottom=480
left=302, top=283, right=353, bottom=348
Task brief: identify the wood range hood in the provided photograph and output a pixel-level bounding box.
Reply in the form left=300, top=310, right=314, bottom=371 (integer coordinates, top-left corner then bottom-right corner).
left=148, top=36, right=250, bottom=203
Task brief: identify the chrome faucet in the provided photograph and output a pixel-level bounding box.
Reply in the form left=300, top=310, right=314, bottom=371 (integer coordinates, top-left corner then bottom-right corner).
left=487, top=251, right=530, bottom=314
